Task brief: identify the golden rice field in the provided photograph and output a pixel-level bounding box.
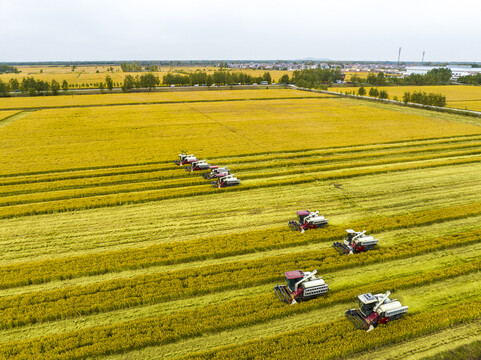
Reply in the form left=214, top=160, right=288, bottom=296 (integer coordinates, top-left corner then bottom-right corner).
left=0, top=88, right=481, bottom=359
left=328, top=85, right=481, bottom=111
left=0, top=65, right=293, bottom=88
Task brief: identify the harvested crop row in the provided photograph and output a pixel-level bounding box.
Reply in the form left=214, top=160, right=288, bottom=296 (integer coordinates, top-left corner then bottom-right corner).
left=3, top=145, right=480, bottom=200
left=181, top=302, right=481, bottom=360
left=1, top=265, right=481, bottom=360
left=4, top=136, right=481, bottom=196
left=0, top=229, right=479, bottom=329
left=1, top=154, right=481, bottom=219
left=1, top=201, right=480, bottom=290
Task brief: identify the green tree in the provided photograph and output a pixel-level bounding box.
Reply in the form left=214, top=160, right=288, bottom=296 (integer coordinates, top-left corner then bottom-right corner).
left=105, top=75, right=113, bottom=91
left=378, top=89, right=388, bottom=99
left=62, top=80, right=69, bottom=93
left=262, top=72, right=272, bottom=83
left=357, top=85, right=366, bottom=96
left=9, top=78, right=19, bottom=91
left=403, top=92, right=411, bottom=104
left=51, top=80, right=60, bottom=95
left=368, top=87, right=379, bottom=97
left=279, top=74, right=290, bottom=84
left=99, top=82, right=105, bottom=93
left=122, top=75, right=135, bottom=92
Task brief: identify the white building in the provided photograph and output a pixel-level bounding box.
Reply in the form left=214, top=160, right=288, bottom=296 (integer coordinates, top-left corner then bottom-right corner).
left=404, top=65, right=481, bottom=79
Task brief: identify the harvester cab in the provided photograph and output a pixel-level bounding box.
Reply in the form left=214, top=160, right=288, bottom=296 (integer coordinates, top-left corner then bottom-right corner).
left=175, top=154, right=197, bottom=166
left=185, top=160, right=218, bottom=172
left=274, top=269, right=329, bottom=305
left=345, top=291, right=408, bottom=331
left=288, top=210, right=328, bottom=233
left=333, top=229, right=379, bottom=255
left=202, top=167, right=231, bottom=179
left=211, top=174, right=240, bottom=188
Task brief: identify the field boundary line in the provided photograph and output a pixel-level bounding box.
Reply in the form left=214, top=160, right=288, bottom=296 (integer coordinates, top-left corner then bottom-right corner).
left=0, top=110, right=35, bottom=128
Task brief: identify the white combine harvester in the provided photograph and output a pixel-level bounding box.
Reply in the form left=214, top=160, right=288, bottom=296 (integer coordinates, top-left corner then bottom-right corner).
left=174, top=153, right=198, bottom=166
left=211, top=174, right=241, bottom=188
left=288, top=210, right=328, bottom=233
left=203, top=167, right=231, bottom=179
left=333, top=230, right=379, bottom=255
left=185, top=160, right=219, bottom=172
left=274, top=269, right=329, bottom=305
left=345, top=291, right=408, bottom=331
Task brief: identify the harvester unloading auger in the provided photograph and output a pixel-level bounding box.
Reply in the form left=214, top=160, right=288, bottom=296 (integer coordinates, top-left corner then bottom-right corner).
left=333, top=230, right=379, bottom=255
left=202, top=167, right=230, bottom=179
left=288, top=210, right=328, bottom=233
left=345, top=291, right=408, bottom=331
left=175, top=153, right=198, bottom=166
left=274, top=269, right=329, bottom=305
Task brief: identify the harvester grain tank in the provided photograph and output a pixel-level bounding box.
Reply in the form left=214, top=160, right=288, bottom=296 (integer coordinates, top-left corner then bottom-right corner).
left=185, top=160, right=219, bottom=172
left=203, top=167, right=231, bottom=179
left=274, top=269, right=329, bottom=305
left=345, top=291, right=408, bottom=331
left=211, top=174, right=241, bottom=188
left=288, top=210, right=328, bottom=233
left=175, top=153, right=198, bottom=166
left=333, top=229, right=379, bottom=255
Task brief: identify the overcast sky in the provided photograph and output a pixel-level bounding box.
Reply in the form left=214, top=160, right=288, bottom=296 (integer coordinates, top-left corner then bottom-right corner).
left=1, top=0, right=480, bottom=62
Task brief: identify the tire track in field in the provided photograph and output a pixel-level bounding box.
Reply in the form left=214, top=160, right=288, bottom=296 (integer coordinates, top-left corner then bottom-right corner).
left=0, top=110, right=35, bottom=128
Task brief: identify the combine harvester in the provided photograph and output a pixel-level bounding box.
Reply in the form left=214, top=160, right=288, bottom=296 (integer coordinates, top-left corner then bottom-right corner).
left=211, top=174, right=241, bottom=188
left=175, top=153, right=197, bottom=166
left=288, top=210, right=328, bottom=233
left=333, top=230, right=379, bottom=255
left=185, top=160, right=218, bottom=172
left=202, top=167, right=230, bottom=179
left=345, top=291, right=408, bottom=331
left=274, top=269, right=329, bottom=305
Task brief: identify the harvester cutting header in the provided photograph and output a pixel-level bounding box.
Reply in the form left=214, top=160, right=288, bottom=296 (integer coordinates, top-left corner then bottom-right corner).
left=289, top=210, right=328, bottom=233
left=175, top=153, right=198, bottom=166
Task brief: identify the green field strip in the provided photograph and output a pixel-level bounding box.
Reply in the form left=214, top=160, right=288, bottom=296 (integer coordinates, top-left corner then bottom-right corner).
left=1, top=200, right=481, bottom=290
left=0, top=229, right=479, bottom=330
left=2, top=266, right=480, bottom=360
left=2, top=147, right=481, bottom=208
left=1, top=161, right=480, bottom=264
left=351, top=320, right=481, bottom=360
left=1, top=153, right=480, bottom=220
left=105, top=275, right=481, bottom=360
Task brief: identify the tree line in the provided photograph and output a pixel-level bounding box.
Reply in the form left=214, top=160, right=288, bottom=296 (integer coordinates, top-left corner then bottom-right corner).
left=0, top=64, right=19, bottom=74
left=403, top=91, right=447, bottom=107
left=120, top=62, right=159, bottom=72
left=162, top=71, right=273, bottom=86
left=349, top=68, right=453, bottom=86
left=290, top=68, right=343, bottom=89
left=457, top=73, right=481, bottom=85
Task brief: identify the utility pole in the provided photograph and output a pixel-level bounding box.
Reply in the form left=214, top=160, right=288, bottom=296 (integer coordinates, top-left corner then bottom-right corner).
left=397, top=47, right=402, bottom=66
left=422, top=50, right=425, bottom=65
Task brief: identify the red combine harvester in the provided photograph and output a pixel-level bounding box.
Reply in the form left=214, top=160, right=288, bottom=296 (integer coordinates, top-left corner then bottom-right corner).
left=345, top=291, right=408, bottom=331
left=274, top=269, right=329, bottom=305
left=333, top=229, right=379, bottom=255
left=185, top=160, right=218, bottom=172
left=174, top=153, right=198, bottom=166
left=202, top=167, right=231, bottom=179
left=211, top=174, right=241, bottom=188
left=288, top=210, right=328, bottom=233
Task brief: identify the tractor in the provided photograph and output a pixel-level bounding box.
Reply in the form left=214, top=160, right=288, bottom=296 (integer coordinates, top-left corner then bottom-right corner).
left=185, top=160, right=218, bottom=172
left=345, top=291, right=408, bottom=331
left=175, top=153, right=197, bottom=166
left=333, top=230, right=379, bottom=255
left=274, top=269, right=329, bottom=305
left=203, top=167, right=231, bottom=179
left=288, top=210, right=328, bottom=233
left=211, top=174, right=241, bottom=188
